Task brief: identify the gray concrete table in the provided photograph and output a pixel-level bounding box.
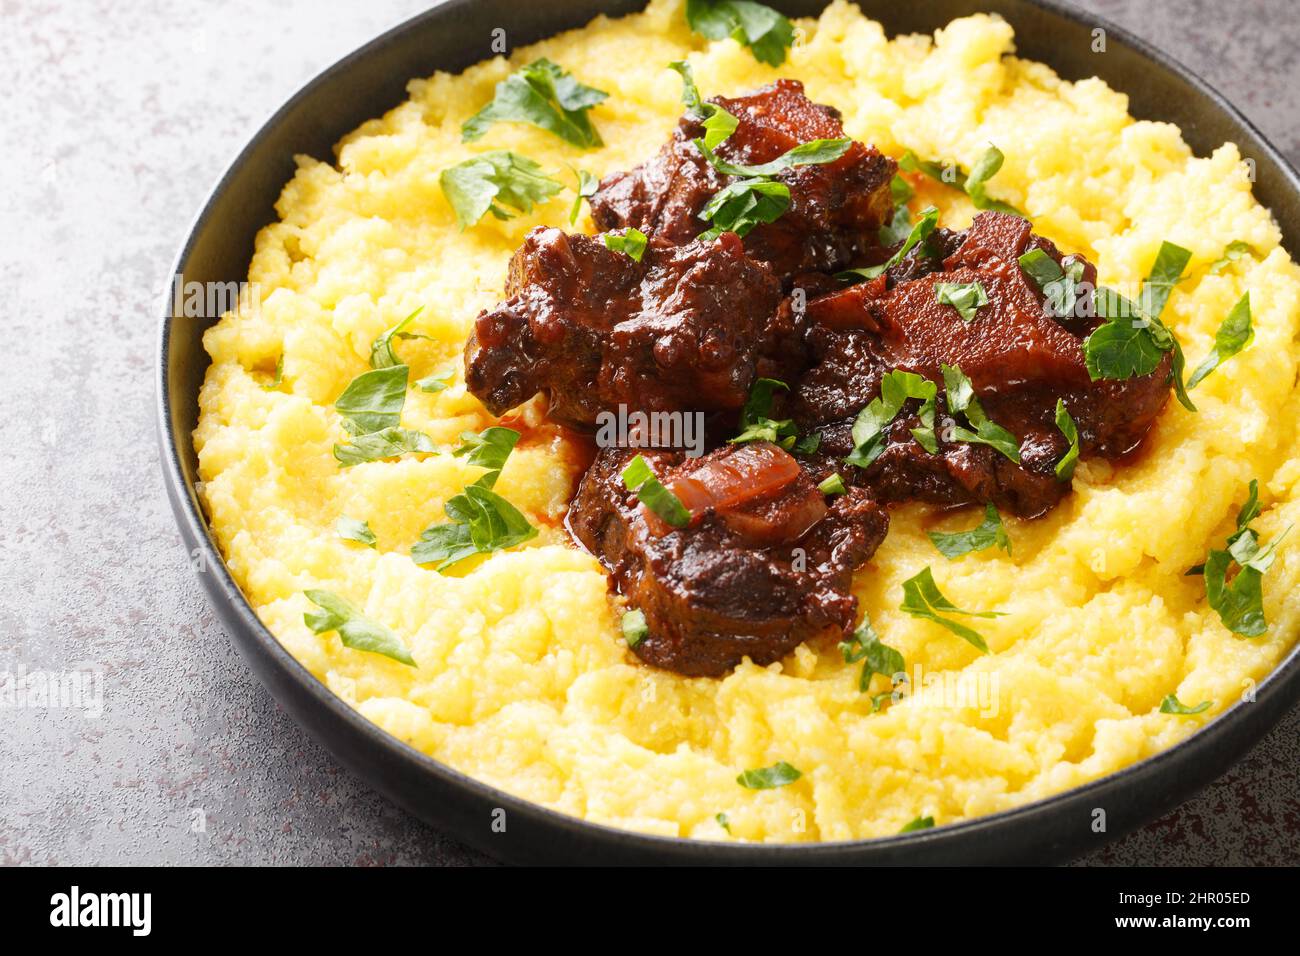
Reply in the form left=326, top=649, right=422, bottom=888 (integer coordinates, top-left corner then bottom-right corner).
left=2, top=0, right=1297, bottom=866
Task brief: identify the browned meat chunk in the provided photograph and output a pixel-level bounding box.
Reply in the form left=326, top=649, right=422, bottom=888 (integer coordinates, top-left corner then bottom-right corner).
left=589, top=79, right=895, bottom=284
left=791, top=212, right=1171, bottom=518
left=464, top=226, right=782, bottom=429
left=568, top=442, right=888, bottom=676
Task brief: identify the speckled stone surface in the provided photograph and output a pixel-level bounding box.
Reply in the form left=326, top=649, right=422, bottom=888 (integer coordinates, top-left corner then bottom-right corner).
left=2, top=0, right=1297, bottom=867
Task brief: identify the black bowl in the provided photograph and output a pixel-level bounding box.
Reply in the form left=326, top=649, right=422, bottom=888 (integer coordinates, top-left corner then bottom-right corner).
left=157, top=0, right=1300, bottom=864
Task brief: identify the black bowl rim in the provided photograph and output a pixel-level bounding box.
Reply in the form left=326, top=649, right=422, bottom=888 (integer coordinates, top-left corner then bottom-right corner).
left=157, top=0, right=1300, bottom=861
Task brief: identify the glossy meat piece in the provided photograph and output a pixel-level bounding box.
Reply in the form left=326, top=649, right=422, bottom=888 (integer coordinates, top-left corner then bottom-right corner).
left=568, top=443, right=889, bottom=676
left=793, top=212, right=1171, bottom=517
left=464, top=226, right=781, bottom=429
left=589, top=79, right=895, bottom=283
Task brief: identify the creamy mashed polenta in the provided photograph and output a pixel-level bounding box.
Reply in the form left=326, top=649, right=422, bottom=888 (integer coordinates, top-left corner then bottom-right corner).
left=194, top=0, right=1300, bottom=841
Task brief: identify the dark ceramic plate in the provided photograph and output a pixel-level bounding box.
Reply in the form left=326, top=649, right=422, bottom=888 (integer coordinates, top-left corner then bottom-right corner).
left=157, top=0, right=1300, bottom=864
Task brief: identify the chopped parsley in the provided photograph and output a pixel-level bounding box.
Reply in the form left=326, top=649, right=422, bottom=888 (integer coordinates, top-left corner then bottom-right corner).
left=262, top=355, right=284, bottom=391
left=622, top=455, right=691, bottom=528
left=622, top=609, right=649, bottom=648
left=603, top=227, right=649, bottom=262
left=697, top=177, right=791, bottom=240
left=569, top=167, right=598, bottom=225
left=334, top=427, right=436, bottom=467
left=1186, top=292, right=1253, bottom=390
left=927, top=502, right=1010, bottom=559
left=715, top=812, right=732, bottom=833
left=736, top=761, right=802, bottom=790
left=684, top=0, right=795, bottom=67
left=1208, top=240, right=1256, bottom=275
left=1054, top=399, right=1080, bottom=482
left=840, top=206, right=939, bottom=283
left=731, top=377, right=798, bottom=448
left=1159, top=694, right=1211, bottom=716
left=411, top=427, right=536, bottom=570
left=845, top=369, right=938, bottom=467
left=839, top=616, right=906, bottom=695
left=1018, top=248, right=1085, bottom=317
left=1084, top=242, right=1195, bottom=412
left=336, top=517, right=377, bottom=548
left=695, top=137, right=851, bottom=179
left=334, top=364, right=409, bottom=436
left=669, top=60, right=738, bottom=149
left=934, top=280, right=989, bottom=321
left=1201, top=479, right=1290, bottom=637
left=303, top=590, right=416, bottom=666
left=370, top=308, right=428, bottom=369
left=879, top=175, right=915, bottom=247
left=818, top=473, right=846, bottom=496
left=900, top=815, right=935, bottom=833
left=941, top=363, right=1021, bottom=464
left=900, top=145, right=1024, bottom=217
left=452, top=426, right=521, bottom=485
left=416, top=368, right=454, bottom=393
left=899, top=567, right=1001, bottom=654
left=461, top=58, right=607, bottom=147
left=411, top=477, right=538, bottom=570
left=439, top=151, right=564, bottom=230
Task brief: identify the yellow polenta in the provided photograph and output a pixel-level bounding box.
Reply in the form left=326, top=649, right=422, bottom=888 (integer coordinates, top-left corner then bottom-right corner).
left=194, top=0, right=1300, bottom=841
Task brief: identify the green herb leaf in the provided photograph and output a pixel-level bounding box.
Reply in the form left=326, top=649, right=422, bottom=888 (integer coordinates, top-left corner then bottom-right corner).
left=1138, top=240, right=1192, bottom=320
left=262, top=354, right=284, bottom=391
left=411, top=475, right=538, bottom=571
left=1159, top=694, right=1211, bottom=716
left=668, top=60, right=739, bottom=149
left=1186, top=292, right=1253, bottom=389
left=1054, top=399, right=1080, bottom=482
left=927, top=502, right=1010, bottom=559
left=845, top=369, right=937, bottom=468
left=898, top=150, right=953, bottom=183
left=697, top=177, right=791, bottom=240
left=1018, top=249, right=1085, bottom=317
left=336, top=516, right=377, bottom=548
left=334, top=365, right=410, bottom=436
left=934, top=280, right=989, bottom=321
left=963, top=146, right=1024, bottom=216
left=416, top=368, right=454, bottom=393
left=900, top=815, right=935, bottom=833
left=839, top=206, right=940, bottom=283
left=333, top=427, right=435, bottom=467
left=622, top=454, right=691, bottom=527
left=462, top=58, right=607, bottom=147
left=685, top=0, right=795, bottom=67
left=1208, top=240, right=1256, bottom=275
left=603, top=227, right=649, bottom=262
left=731, top=377, right=798, bottom=447
left=303, top=589, right=416, bottom=666
left=453, top=426, right=521, bottom=486
left=793, top=431, right=822, bottom=455
left=899, top=567, right=1000, bottom=653
left=736, top=760, right=802, bottom=790
left=696, top=136, right=852, bottom=179
left=838, top=616, right=906, bottom=694
left=622, top=609, right=648, bottom=648
left=439, top=151, right=565, bottom=230
left=940, top=363, right=1021, bottom=464
left=715, top=812, right=731, bottom=833
left=370, top=308, right=427, bottom=369
left=818, top=473, right=846, bottom=496
left=1083, top=287, right=1168, bottom=380
left=568, top=167, right=599, bottom=225
left=899, top=147, right=1023, bottom=216
left=1201, top=480, right=1291, bottom=636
